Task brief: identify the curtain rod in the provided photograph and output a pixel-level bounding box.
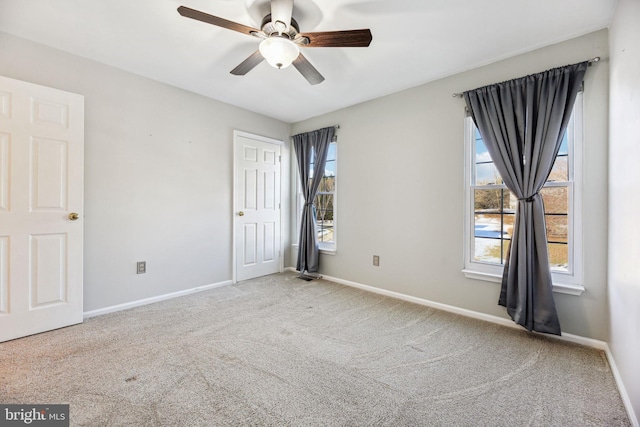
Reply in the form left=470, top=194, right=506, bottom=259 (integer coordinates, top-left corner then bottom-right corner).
left=451, top=56, right=600, bottom=98
left=291, top=125, right=340, bottom=139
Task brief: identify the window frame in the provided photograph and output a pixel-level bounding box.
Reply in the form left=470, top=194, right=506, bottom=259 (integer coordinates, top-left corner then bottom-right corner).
left=462, top=92, right=584, bottom=296
left=295, top=139, right=337, bottom=255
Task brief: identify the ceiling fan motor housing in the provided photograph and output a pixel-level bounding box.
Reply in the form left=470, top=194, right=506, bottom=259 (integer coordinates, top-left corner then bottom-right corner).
left=261, top=14, right=300, bottom=38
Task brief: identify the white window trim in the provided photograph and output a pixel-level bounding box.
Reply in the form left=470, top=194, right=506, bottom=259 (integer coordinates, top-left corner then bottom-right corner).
left=462, top=93, right=584, bottom=296
left=293, top=140, right=337, bottom=255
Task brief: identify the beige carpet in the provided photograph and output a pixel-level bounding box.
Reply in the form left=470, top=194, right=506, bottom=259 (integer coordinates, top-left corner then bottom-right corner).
left=0, top=272, right=630, bottom=426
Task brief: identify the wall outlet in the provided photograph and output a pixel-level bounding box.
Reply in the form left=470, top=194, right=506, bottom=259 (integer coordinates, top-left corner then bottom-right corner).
left=137, top=261, right=146, bottom=274
left=373, top=255, right=380, bottom=267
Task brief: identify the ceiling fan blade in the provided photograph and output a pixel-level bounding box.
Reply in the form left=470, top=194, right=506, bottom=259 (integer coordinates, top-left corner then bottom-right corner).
left=270, top=0, right=294, bottom=32
left=177, top=6, right=260, bottom=36
left=299, top=29, right=372, bottom=47
left=230, top=51, right=265, bottom=76
left=292, top=54, right=325, bottom=85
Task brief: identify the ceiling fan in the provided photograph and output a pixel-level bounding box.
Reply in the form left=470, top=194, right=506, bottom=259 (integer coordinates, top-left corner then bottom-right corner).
left=177, top=0, right=373, bottom=85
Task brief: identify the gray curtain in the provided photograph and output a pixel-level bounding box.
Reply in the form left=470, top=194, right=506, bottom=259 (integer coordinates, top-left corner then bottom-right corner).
left=464, top=62, right=588, bottom=335
left=293, top=126, right=335, bottom=273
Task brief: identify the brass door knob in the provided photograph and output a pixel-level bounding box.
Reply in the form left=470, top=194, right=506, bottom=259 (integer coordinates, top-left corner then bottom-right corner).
left=238, top=211, right=245, bottom=217
left=68, top=212, right=79, bottom=221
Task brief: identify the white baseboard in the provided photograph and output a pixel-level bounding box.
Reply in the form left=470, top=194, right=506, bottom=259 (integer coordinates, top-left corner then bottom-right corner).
left=320, top=273, right=606, bottom=349
left=604, top=344, right=639, bottom=427
left=83, top=280, right=233, bottom=319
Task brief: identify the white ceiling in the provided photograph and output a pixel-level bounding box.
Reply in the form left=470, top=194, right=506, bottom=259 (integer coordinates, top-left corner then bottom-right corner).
left=0, top=0, right=616, bottom=123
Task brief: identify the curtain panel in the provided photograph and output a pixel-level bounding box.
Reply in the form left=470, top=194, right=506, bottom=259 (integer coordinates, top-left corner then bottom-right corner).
left=292, top=126, right=335, bottom=273
left=463, top=61, right=588, bottom=335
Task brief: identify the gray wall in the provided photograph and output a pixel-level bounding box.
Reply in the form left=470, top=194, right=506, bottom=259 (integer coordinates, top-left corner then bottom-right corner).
left=292, top=30, right=610, bottom=341
left=609, top=0, right=640, bottom=420
left=0, top=31, right=292, bottom=312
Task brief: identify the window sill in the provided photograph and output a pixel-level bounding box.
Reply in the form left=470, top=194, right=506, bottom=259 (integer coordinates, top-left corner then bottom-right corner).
left=462, top=269, right=585, bottom=296
left=291, top=244, right=336, bottom=256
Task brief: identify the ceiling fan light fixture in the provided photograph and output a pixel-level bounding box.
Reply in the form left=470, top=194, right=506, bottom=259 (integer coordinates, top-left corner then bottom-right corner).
left=259, top=37, right=300, bottom=69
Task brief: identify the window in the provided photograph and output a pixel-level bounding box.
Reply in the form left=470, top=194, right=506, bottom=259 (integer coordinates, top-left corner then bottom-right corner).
left=463, top=93, right=583, bottom=294
left=296, top=141, right=337, bottom=253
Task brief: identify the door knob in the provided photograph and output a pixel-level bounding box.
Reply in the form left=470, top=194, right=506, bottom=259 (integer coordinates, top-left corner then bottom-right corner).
left=68, top=212, right=79, bottom=221
left=238, top=211, right=245, bottom=217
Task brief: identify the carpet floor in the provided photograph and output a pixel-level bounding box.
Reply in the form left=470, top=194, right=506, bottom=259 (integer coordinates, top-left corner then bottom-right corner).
left=0, top=272, right=630, bottom=426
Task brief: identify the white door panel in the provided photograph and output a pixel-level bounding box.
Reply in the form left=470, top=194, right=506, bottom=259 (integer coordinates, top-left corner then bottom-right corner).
left=0, top=75, right=84, bottom=342
left=234, top=132, right=282, bottom=282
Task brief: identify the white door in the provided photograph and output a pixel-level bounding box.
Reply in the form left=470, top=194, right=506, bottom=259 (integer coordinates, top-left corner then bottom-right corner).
left=0, top=75, right=84, bottom=342
left=234, top=131, right=282, bottom=282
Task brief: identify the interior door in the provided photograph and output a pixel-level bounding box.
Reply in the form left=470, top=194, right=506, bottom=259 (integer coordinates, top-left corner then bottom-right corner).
left=234, top=131, right=282, bottom=282
left=0, top=75, right=84, bottom=342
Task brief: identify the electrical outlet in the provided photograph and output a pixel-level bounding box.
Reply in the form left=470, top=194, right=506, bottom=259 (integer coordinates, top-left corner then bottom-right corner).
left=373, top=255, right=380, bottom=266
left=137, top=261, right=146, bottom=274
